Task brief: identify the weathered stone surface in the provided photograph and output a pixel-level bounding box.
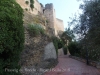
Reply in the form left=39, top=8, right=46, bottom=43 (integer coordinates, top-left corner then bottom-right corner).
left=17, top=2, right=60, bottom=74
left=16, top=0, right=64, bottom=36
left=16, top=0, right=43, bottom=15
left=58, top=48, right=64, bottom=56
left=19, top=28, right=58, bottom=75
left=44, top=42, right=57, bottom=60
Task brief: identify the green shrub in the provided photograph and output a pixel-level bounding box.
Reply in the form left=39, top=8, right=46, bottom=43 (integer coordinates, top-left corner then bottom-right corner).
left=63, top=46, right=67, bottom=55
left=25, top=1, right=29, bottom=5
left=52, top=37, right=59, bottom=55
left=30, top=0, right=34, bottom=10
left=58, top=40, right=64, bottom=49
left=27, top=23, right=45, bottom=36
left=68, top=42, right=81, bottom=57
left=25, top=8, right=28, bottom=11
left=46, top=20, right=49, bottom=23
left=52, top=37, right=64, bottom=55
left=0, top=0, right=24, bottom=75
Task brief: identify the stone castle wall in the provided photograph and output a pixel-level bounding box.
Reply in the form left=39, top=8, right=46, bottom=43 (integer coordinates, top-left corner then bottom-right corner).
left=43, top=3, right=59, bottom=35
left=16, top=0, right=64, bottom=36
left=16, top=0, right=43, bottom=15
left=33, top=0, right=43, bottom=14
left=56, top=18, right=64, bottom=31
left=44, top=4, right=64, bottom=35
left=44, top=3, right=55, bottom=29
left=44, top=3, right=64, bottom=36
left=16, top=0, right=30, bottom=10
left=20, top=28, right=57, bottom=75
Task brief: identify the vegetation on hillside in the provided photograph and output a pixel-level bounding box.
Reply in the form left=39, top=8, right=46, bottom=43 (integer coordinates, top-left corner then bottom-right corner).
left=63, top=46, right=67, bottom=55
left=52, top=37, right=64, bottom=55
left=0, top=0, right=24, bottom=75
left=68, top=42, right=81, bottom=57
left=61, top=28, right=75, bottom=45
left=30, top=0, right=34, bottom=10
left=27, top=23, right=45, bottom=36
left=68, top=0, right=100, bottom=61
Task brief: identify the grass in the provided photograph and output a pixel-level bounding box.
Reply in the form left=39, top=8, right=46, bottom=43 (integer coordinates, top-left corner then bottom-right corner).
left=27, top=23, right=45, bottom=36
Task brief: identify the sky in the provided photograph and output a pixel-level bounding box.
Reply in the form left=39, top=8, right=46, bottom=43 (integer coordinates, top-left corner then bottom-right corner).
left=38, top=0, right=82, bottom=30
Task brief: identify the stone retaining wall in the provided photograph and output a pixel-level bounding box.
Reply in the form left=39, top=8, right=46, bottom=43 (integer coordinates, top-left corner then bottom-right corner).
left=19, top=27, right=58, bottom=75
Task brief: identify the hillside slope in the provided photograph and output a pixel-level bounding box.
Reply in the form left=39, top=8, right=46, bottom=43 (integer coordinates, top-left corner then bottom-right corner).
left=19, top=11, right=58, bottom=75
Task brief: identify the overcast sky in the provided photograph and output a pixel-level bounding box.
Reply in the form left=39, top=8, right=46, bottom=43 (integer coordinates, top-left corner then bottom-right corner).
left=38, top=0, right=82, bottom=30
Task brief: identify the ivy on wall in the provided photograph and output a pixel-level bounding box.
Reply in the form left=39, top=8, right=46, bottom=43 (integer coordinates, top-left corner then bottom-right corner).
left=30, top=0, right=34, bottom=10
left=25, top=1, right=29, bottom=5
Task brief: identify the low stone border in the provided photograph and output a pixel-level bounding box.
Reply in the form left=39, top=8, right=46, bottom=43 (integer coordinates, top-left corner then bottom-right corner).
left=69, top=55, right=100, bottom=69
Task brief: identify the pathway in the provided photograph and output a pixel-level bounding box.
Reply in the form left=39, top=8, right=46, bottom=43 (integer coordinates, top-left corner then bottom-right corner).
left=44, top=55, right=100, bottom=75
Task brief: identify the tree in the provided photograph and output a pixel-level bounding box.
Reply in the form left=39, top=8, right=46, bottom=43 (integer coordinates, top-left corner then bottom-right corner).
left=61, top=28, right=75, bottom=45
left=68, top=0, right=100, bottom=61
left=68, top=42, right=81, bottom=56
left=0, top=0, right=24, bottom=75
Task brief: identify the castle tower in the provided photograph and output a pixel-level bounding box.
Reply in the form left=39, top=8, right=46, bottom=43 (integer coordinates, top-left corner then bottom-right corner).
left=16, top=0, right=64, bottom=36
left=44, top=3, right=57, bottom=35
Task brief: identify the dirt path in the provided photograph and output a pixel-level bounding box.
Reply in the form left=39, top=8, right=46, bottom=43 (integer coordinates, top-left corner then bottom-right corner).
left=44, top=55, right=100, bottom=75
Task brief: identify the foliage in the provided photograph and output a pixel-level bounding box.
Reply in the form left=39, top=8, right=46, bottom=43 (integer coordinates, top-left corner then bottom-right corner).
left=25, top=8, right=28, bottom=11
left=33, top=15, right=46, bottom=25
left=58, top=39, right=64, bottom=49
left=25, top=1, right=29, bottom=5
left=52, top=37, right=59, bottom=55
left=68, top=0, right=100, bottom=61
left=27, top=23, right=45, bottom=36
left=61, top=28, right=74, bottom=45
left=0, top=0, right=24, bottom=75
left=46, top=20, right=49, bottom=23
left=30, top=0, right=34, bottom=10
left=68, top=42, right=81, bottom=57
left=80, top=0, right=100, bottom=61
left=63, top=46, right=67, bottom=55
left=52, top=36, right=64, bottom=56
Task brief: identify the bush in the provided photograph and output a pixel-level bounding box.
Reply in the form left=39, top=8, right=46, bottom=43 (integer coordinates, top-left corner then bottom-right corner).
left=52, top=37, right=64, bottom=55
left=27, top=23, right=45, bottom=36
left=25, top=1, right=29, bottom=5
left=46, top=20, right=49, bottom=23
left=68, top=42, right=81, bottom=57
left=25, top=8, right=28, bottom=11
left=58, top=40, right=64, bottom=49
left=30, top=0, right=34, bottom=10
left=63, top=46, right=67, bottom=55
left=52, top=37, right=59, bottom=55
left=0, top=0, right=24, bottom=75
